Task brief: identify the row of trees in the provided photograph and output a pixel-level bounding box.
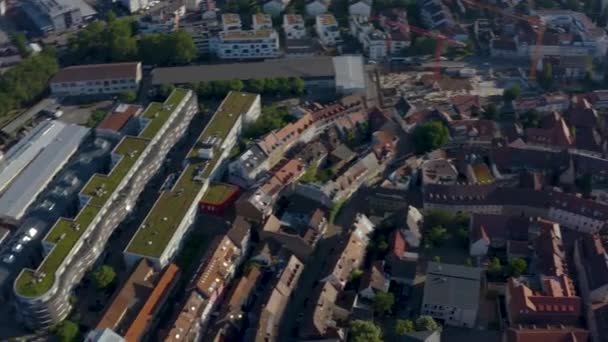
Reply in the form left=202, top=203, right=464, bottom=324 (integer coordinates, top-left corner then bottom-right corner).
left=349, top=316, right=441, bottom=342
left=67, top=13, right=197, bottom=66
left=195, top=77, right=306, bottom=99
left=0, top=50, right=59, bottom=119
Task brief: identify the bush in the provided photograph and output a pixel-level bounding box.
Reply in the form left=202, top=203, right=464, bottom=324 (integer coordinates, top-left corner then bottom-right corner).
left=91, top=265, right=116, bottom=290
left=119, top=91, right=137, bottom=103
left=349, top=320, right=383, bottom=342
left=52, top=320, right=80, bottom=342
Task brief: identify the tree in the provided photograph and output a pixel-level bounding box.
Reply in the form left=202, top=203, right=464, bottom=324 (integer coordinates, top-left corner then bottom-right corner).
left=487, top=257, right=503, bottom=278
left=415, top=316, right=441, bottom=332
left=411, top=121, right=449, bottom=154
left=350, top=268, right=364, bottom=280
left=521, top=109, right=541, bottom=128
left=395, top=319, right=415, bottom=335
left=373, top=292, right=395, bottom=316
left=349, top=320, right=383, bottom=342
left=171, top=30, right=198, bottom=65
left=433, top=256, right=441, bottom=262
left=245, top=78, right=266, bottom=93
left=289, top=77, right=306, bottom=95
left=482, top=104, right=498, bottom=120
left=427, top=226, right=448, bottom=247
left=119, top=91, right=137, bottom=103
left=539, top=63, right=553, bottom=90
left=11, top=33, right=29, bottom=57
left=510, top=258, right=528, bottom=277
left=0, top=51, right=59, bottom=119
left=52, top=320, right=80, bottom=342
left=87, top=109, right=107, bottom=128
left=158, top=84, right=175, bottom=98
left=91, top=265, right=116, bottom=290
left=503, top=85, right=522, bottom=103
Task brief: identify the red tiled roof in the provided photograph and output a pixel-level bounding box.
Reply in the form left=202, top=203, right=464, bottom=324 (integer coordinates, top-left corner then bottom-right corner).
left=505, top=325, right=589, bottom=342
left=390, top=230, right=406, bottom=258
left=125, top=264, right=180, bottom=341
left=98, top=104, right=142, bottom=131
left=51, top=62, right=140, bottom=83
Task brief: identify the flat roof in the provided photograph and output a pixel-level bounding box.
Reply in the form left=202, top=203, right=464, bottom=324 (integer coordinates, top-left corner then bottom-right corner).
left=0, top=120, right=67, bottom=192
left=201, top=183, right=239, bottom=205
left=126, top=92, right=257, bottom=257
left=14, top=89, right=189, bottom=298
left=151, top=57, right=335, bottom=85
left=0, top=122, right=89, bottom=221
left=139, top=88, right=190, bottom=139
left=80, top=137, right=149, bottom=207
left=15, top=205, right=100, bottom=297
left=333, top=56, right=365, bottom=91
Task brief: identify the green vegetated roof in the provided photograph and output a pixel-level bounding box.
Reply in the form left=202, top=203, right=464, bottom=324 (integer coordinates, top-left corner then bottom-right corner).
left=201, top=183, right=238, bottom=205
left=15, top=205, right=100, bottom=297
left=13, top=89, right=191, bottom=298
left=126, top=91, right=257, bottom=257
left=140, top=88, right=190, bottom=139
left=81, top=137, right=149, bottom=207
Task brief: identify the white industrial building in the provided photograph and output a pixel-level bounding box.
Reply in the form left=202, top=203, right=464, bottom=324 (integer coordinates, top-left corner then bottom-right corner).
left=333, top=55, right=366, bottom=94
left=22, top=0, right=96, bottom=34
left=50, top=62, right=142, bottom=97
left=0, top=121, right=89, bottom=224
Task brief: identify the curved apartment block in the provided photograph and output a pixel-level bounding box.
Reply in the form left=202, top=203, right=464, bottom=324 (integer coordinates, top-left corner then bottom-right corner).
left=12, top=89, right=198, bottom=329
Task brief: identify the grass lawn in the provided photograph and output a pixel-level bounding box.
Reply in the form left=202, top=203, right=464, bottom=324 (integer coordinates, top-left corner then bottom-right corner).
left=201, top=183, right=238, bottom=205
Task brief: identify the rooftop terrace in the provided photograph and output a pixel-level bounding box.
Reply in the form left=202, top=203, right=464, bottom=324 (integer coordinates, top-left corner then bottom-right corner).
left=15, top=205, right=100, bottom=297
left=126, top=92, right=257, bottom=257
left=81, top=137, right=149, bottom=207
left=140, top=88, right=189, bottom=139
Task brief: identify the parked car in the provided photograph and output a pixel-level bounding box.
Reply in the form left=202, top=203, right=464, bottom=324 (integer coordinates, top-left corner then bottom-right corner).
left=12, top=244, right=23, bottom=253
left=27, top=228, right=38, bottom=238
left=2, top=254, right=14, bottom=264
left=20, top=235, right=31, bottom=244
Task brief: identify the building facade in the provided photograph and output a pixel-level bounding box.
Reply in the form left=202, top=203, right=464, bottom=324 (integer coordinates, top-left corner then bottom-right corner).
left=50, top=62, right=142, bottom=97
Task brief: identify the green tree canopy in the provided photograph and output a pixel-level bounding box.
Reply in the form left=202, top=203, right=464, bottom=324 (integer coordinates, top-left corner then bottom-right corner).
left=349, top=320, right=383, bottom=342
left=411, top=121, right=449, bottom=154
left=91, top=265, right=116, bottom=290
left=503, top=85, right=522, bottom=102
left=119, top=91, right=137, bottom=103
left=373, top=292, right=395, bottom=315
left=11, top=33, right=29, bottom=57
left=415, top=315, right=442, bottom=332
left=0, top=51, right=58, bottom=119
left=487, top=257, right=503, bottom=277
left=395, top=319, right=415, bottom=335
left=427, top=226, right=448, bottom=247
left=52, top=320, right=80, bottom=342
left=510, top=258, right=528, bottom=277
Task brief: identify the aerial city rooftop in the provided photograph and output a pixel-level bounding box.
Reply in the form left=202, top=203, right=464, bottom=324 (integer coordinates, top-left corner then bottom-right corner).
left=1, top=0, right=608, bottom=341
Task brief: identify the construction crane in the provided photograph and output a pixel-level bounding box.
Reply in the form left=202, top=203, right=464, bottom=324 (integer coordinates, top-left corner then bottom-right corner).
left=460, top=0, right=545, bottom=80
left=371, top=16, right=466, bottom=82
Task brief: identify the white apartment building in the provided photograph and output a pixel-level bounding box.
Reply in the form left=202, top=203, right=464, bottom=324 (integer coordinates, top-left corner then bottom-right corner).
left=50, top=62, right=142, bottom=97
left=350, top=16, right=410, bottom=60
left=213, top=30, right=281, bottom=59
left=121, top=0, right=148, bottom=13
left=253, top=13, right=273, bottom=30
left=13, top=89, right=197, bottom=329
left=222, top=13, right=242, bottom=31
left=283, top=14, right=307, bottom=39
left=316, top=14, right=341, bottom=46
left=124, top=92, right=261, bottom=270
